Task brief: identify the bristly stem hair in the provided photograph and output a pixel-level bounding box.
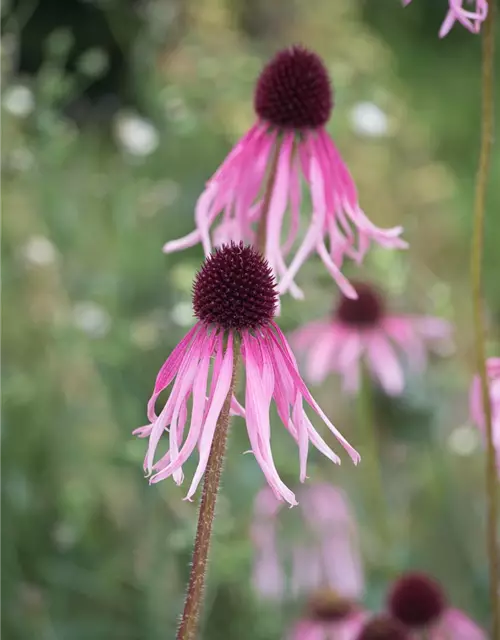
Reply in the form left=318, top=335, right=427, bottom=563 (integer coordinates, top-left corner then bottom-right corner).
left=470, top=3, right=499, bottom=637
left=176, top=342, right=240, bottom=640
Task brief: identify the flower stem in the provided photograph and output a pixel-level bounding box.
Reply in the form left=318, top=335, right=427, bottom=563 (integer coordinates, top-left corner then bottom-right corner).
left=176, top=341, right=241, bottom=640
left=358, top=366, right=389, bottom=549
left=471, top=4, right=499, bottom=638
left=255, top=135, right=283, bottom=254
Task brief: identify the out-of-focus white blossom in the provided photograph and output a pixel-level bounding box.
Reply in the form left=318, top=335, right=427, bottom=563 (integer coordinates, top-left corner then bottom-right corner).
left=3, top=85, right=34, bottom=118
left=114, top=112, right=159, bottom=157
left=447, top=425, right=480, bottom=456
left=349, top=101, right=389, bottom=138
left=170, top=301, right=194, bottom=327
left=22, top=236, right=57, bottom=266
left=72, top=301, right=111, bottom=338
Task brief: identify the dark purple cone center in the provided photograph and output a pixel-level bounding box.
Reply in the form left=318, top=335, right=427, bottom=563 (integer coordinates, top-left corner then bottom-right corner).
left=254, top=46, right=333, bottom=130
left=356, top=615, right=410, bottom=640
left=388, top=572, right=446, bottom=629
left=336, top=282, right=384, bottom=328
left=307, top=589, right=356, bottom=623
left=192, top=242, right=277, bottom=331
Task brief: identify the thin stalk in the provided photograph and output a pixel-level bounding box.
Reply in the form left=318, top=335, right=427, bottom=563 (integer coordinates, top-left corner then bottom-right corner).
left=470, top=3, right=499, bottom=638
left=176, top=342, right=241, bottom=640
left=255, top=135, right=283, bottom=253
left=358, top=365, right=389, bottom=548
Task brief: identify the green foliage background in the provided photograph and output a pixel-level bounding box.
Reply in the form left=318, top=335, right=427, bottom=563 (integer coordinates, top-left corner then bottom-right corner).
left=2, top=1, right=500, bottom=638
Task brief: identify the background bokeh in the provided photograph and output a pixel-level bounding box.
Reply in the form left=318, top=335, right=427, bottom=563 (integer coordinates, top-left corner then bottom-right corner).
left=2, top=0, right=500, bottom=638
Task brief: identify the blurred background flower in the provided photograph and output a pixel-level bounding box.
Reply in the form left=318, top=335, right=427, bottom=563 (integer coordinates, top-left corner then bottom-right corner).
left=251, top=484, right=364, bottom=601
left=290, top=281, right=453, bottom=394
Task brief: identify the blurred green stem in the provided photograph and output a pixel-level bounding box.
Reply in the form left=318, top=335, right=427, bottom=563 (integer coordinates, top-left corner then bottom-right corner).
left=176, top=343, right=240, bottom=640
left=358, top=365, right=389, bottom=548
left=470, top=3, right=500, bottom=638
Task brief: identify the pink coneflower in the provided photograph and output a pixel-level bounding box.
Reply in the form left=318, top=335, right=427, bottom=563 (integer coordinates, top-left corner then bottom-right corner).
left=402, top=1, right=488, bottom=37
left=288, top=589, right=367, bottom=640
left=355, top=615, right=410, bottom=640
left=163, top=46, right=406, bottom=300
left=252, top=484, right=364, bottom=600
left=290, top=282, right=453, bottom=396
left=388, top=572, right=487, bottom=639
left=134, top=243, right=359, bottom=505
left=470, top=357, right=500, bottom=474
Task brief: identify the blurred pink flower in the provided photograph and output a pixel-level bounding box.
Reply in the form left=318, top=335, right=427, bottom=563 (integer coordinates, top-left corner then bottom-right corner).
left=470, top=357, right=500, bottom=474
left=163, top=46, right=406, bottom=300
left=402, top=0, right=488, bottom=37
left=355, top=614, right=410, bottom=640
left=388, top=572, right=487, bottom=639
left=134, top=244, right=359, bottom=505
left=251, top=484, right=364, bottom=600
left=288, top=608, right=367, bottom=640
left=290, top=282, right=453, bottom=396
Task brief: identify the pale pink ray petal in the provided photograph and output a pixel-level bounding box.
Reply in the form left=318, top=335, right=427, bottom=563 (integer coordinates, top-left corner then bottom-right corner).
left=382, top=317, right=428, bottom=371
left=366, top=333, right=405, bottom=396
left=146, top=329, right=207, bottom=473
left=288, top=620, right=325, bottom=640
left=317, top=240, right=358, bottom=299
left=268, top=322, right=361, bottom=464
left=291, top=545, right=323, bottom=596
left=336, top=328, right=364, bottom=373
left=434, top=608, right=487, bottom=640
left=243, top=331, right=298, bottom=505
left=252, top=548, right=285, bottom=600
left=149, top=332, right=216, bottom=482
left=168, top=333, right=210, bottom=482
left=290, top=321, right=330, bottom=352
left=147, top=323, right=200, bottom=422
left=183, top=333, right=235, bottom=500
left=230, top=395, right=246, bottom=417
left=302, top=326, right=340, bottom=385
left=162, top=229, right=202, bottom=254
left=132, top=424, right=153, bottom=437
left=277, top=155, right=328, bottom=296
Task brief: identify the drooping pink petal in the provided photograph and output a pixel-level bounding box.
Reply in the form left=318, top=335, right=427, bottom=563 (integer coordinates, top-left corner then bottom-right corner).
left=184, top=332, right=235, bottom=500
left=150, top=330, right=216, bottom=482
left=269, top=322, right=361, bottom=465
left=243, top=330, right=298, bottom=505
left=147, top=323, right=200, bottom=422
left=433, top=608, right=487, bottom=640
left=366, top=332, right=405, bottom=396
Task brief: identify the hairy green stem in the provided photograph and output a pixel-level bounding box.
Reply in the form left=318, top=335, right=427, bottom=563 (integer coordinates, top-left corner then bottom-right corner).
left=470, top=3, right=499, bottom=638
left=176, top=343, right=240, bottom=640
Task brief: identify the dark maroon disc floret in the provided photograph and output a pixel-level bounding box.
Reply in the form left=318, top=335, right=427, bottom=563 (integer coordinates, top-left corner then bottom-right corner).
left=193, top=242, right=277, bottom=331
left=307, top=589, right=356, bottom=623
left=388, top=572, right=446, bottom=629
left=356, top=614, right=410, bottom=640
left=336, top=282, right=385, bottom=328
left=254, top=46, right=333, bottom=130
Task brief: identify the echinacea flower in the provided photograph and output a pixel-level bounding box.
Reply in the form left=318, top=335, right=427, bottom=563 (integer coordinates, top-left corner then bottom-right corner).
left=134, top=243, right=359, bottom=505
left=163, top=46, right=406, bottom=300
left=470, top=357, right=500, bottom=474
left=252, top=484, right=364, bottom=600
left=290, top=282, right=453, bottom=396
left=288, top=590, right=367, bottom=640
left=388, top=572, right=487, bottom=639
left=355, top=615, right=409, bottom=640
left=402, top=0, right=488, bottom=38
